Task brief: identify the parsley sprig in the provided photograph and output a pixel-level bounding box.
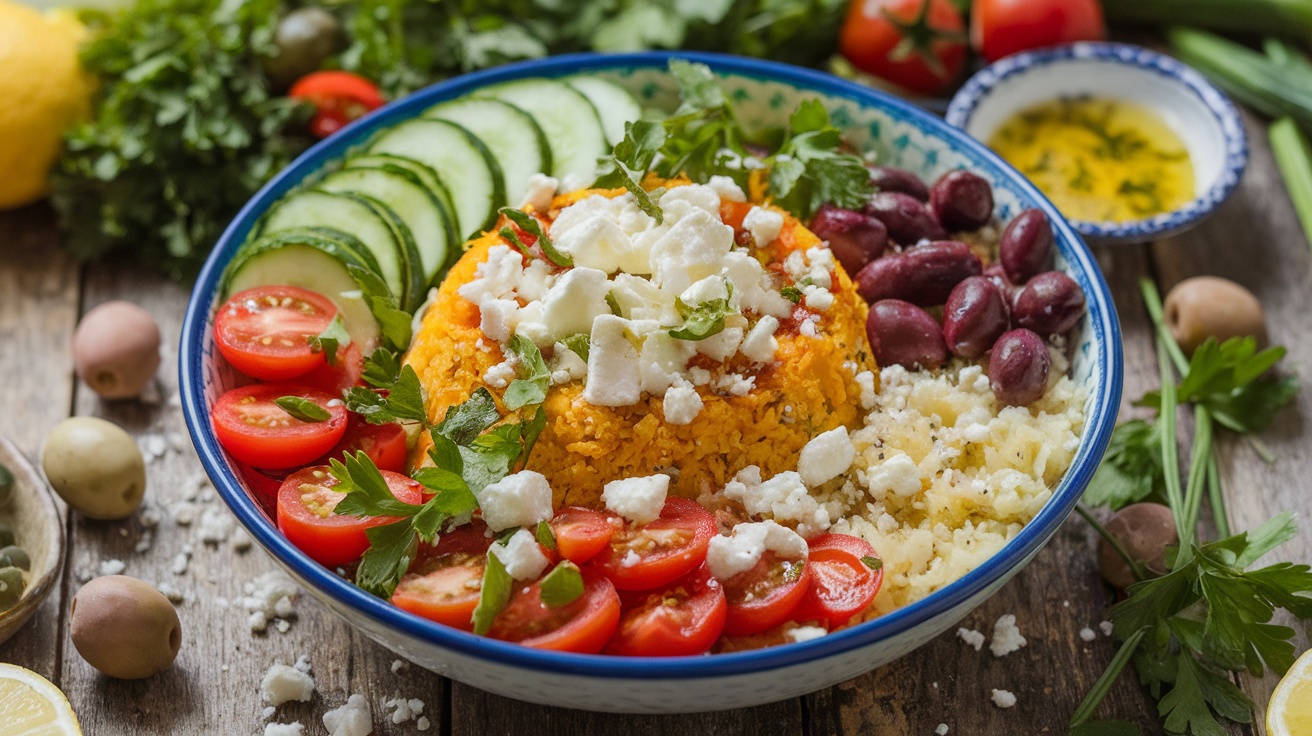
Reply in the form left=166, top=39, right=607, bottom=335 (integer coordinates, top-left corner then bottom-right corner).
left=1071, top=279, right=1309, bottom=736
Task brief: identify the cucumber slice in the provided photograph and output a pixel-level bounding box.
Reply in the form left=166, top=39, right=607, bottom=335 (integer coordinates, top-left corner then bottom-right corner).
left=425, top=97, right=552, bottom=208
left=563, top=76, right=643, bottom=147
left=223, top=229, right=381, bottom=349
left=477, top=79, right=607, bottom=192
left=318, top=166, right=451, bottom=291
left=257, top=189, right=416, bottom=310
left=347, top=153, right=462, bottom=271
left=367, top=119, right=504, bottom=240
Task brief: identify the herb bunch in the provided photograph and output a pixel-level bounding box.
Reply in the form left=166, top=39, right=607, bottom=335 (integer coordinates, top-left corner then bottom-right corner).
left=1071, top=279, right=1309, bottom=736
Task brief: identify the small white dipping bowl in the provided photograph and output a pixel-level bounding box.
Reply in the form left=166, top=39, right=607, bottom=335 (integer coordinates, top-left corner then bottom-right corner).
left=946, top=42, right=1248, bottom=245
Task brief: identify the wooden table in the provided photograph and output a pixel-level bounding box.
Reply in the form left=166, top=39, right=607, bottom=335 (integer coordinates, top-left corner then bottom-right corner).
left=1, top=105, right=1308, bottom=735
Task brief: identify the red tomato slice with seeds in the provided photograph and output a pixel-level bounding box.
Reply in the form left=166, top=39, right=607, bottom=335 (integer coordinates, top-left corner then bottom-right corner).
left=212, top=384, right=347, bottom=469
left=276, top=465, right=423, bottom=568
left=604, top=564, right=726, bottom=657
left=299, top=341, right=365, bottom=395
left=721, top=550, right=812, bottom=637
left=318, top=413, right=409, bottom=474
left=791, top=544, right=884, bottom=629
left=489, top=570, right=621, bottom=654
left=214, top=285, right=338, bottom=380
left=549, top=507, right=619, bottom=565
left=392, top=525, right=494, bottom=630
left=590, top=498, right=717, bottom=591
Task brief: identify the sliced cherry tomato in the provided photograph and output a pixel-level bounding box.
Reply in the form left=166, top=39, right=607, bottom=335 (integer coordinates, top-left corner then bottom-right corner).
left=972, top=0, right=1105, bottom=63
left=300, top=340, right=364, bottom=395
left=549, top=507, right=618, bottom=565
left=289, top=71, right=385, bottom=139
left=839, top=0, right=967, bottom=97
left=392, top=525, right=494, bottom=630
left=319, top=413, right=408, bottom=474
left=807, top=532, right=878, bottom=557
left=489, top=570, right=621, bottom=654
left=212, top=384, right=347, bottom=469
left=721, top=550, right=813, bottom=637
left=276, top=465, right=423, bottom=568
left=590, top=498, right=717, bottom=591
left=604, top=564, right=727, bottom=657
left=214, top=285, right=338, bottom=381
left=791, top=543, right=884, bottom=629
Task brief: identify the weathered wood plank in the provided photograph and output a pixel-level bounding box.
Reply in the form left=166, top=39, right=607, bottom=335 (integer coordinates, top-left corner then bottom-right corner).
left=0, top=204, right=79, bottom=680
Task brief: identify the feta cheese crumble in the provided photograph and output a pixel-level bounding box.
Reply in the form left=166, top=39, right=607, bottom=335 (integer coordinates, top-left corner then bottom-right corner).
left=264, top=723, right=305, bottom=736
left=957, top=628, right=985, bottom=651
left=991, top=689, right=1017, bottom=709
left=490, top=529, right=550, bottom=581
left=260, top=663, right=315, bottom=705
left=989, top=614, right=1027, bottom=657
left=602, top=475, right=670, bottom=525
left=323, top=694, right=372, bottom=736
left=705, top=520, right=808, bottom=580
left=797, top=426, right=856, bottom=488
left=662, top=379, right=704, bottom=425
left=475, top=470, right=553, bottom=532
left=722, top=466, right=830, bottom=538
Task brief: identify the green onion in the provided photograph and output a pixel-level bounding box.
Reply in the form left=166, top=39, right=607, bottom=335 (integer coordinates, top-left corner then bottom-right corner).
left=1168, top=27, right=1312, bottom=134
left=1105, top=0, right=1312, bottom=41
left=1270, top=116, right=1312, bottom=250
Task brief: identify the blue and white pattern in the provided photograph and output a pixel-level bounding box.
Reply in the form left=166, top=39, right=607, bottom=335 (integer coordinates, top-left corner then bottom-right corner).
left=945, top=42, right=1248, bottom=246
left=179, top=52, right=1124, bottom=713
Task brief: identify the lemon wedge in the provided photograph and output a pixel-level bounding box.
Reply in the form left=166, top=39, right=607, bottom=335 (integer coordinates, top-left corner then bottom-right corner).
left=0, top=663, right=82, bottom=736
left=1268, top=647, right=1312, bottom=736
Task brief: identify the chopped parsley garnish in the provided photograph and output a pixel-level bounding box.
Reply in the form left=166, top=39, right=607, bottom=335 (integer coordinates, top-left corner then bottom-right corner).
left=499, top=207, right=573, bottom=267
left=780, top=286, right=803, bottom=304
left=472, top=550, right=512, bottom=635
left=561, top=333, right=590, bottom=363
left=307, top=315, right=351, bottom=365
left=539, top=561, right=584, bottom=607
left=273, top=396, right=330, bottom=423
left=503, top=335, right=550, bottom=410
left=347, top=264, right=412, bottom=350
left=668, top=282, right=734, bottom=341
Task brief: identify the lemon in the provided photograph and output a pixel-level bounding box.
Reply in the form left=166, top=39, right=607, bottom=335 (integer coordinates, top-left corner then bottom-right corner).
left=1268, top=647, right=1312, bottom=736
left=0, top=663, right=82, bottom=735
left=0, top=0, right=94, bottom=210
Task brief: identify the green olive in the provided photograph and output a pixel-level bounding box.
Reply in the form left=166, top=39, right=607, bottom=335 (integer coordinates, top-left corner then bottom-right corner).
left=0, top=566, right=25, bottom=611
left=1164, top=276, right=1268, bottom=354
left=71, top=576, right=181, bottom=679
left=0, top=546, right=30, bottom=571
left=263, top=7, right=342, bottom=90
left=42, top=417, right=146, bottom=520
left=1096, top=502, right=1178, bottom=590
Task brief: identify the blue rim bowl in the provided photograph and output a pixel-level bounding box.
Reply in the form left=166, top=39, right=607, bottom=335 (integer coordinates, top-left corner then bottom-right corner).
left=181, top=51, right=1123, bottom=713
left=945, top=42, right=1248, bottom=246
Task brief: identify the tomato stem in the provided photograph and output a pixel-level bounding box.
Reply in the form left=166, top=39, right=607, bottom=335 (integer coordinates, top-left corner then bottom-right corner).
left=881, top=0, right=966, bottom=79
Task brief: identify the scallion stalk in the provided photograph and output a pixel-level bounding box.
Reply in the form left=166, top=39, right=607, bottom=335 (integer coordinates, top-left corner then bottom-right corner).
left=1168, top=27, right=1312, bottom=134
left=1270, top=116, right=1312, bottom=250
left=1105, top=0, right=1312, bottom=41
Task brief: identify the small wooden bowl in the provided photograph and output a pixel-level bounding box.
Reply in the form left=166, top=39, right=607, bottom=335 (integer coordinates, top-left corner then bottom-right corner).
left=0, top=435, right=66, bottom=645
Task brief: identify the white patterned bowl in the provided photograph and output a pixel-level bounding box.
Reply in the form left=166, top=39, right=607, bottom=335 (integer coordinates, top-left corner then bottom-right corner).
left=945, top=42, right=1248, bottom=246
left=181, top=52, right=1123, bottom=713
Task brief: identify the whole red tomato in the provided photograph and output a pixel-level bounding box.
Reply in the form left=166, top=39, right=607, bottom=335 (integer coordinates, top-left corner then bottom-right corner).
left=840, top=0, right=967, bottom=97
left=971, top=0, right=1106, bottom=62
left=289, top=71, right=385, bottom=139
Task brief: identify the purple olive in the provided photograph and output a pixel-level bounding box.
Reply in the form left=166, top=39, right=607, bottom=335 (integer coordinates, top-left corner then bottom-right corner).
left=983, top=263, right=1018, bottom=300
left=868, top=165, right=929, bottom=201
left=999, top=209, right=1054, bottom=284
left=989, top=329, right=1051, bottom=406
left=867, top=299, right=949, bottom=370
left=931, top=170, right=994, bottom=232
left=943, top=276, right=1010, bottom=359
left=1097, top=502, right=1178, bottom=590
left=1013, top=271, right=1086, bottom=336
left=809, top=204, right=889, bottom=274
left=854, top=240, right=982, bottom=306
left=865, top=191, right=947, bottom=245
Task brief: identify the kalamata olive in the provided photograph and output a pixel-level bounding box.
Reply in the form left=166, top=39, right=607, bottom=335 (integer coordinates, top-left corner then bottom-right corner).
left=71, top=576, right=181, bottom=679
left=43, top=417, right=146, bottom=520
left=1164, top=276, right=1268, bottom=354
left=989, top=329, right=1051, bottom=406
left=809, top=204, right=889, bottom=274
left=983, top=263, right=1018, bottom=299
left=73, top=301, right=161, bottom=400
left=1013, top=271, right=1086, bottom=336
left=930, top=170, right=994, bottom=232
left=866, top=299, right=949, bottom=370
left=854, top=240, right=982, bottom=306
left=263, top=7, right=343, bottom=90
left=1097, top=502, right=1178, bottom=590
left=865, top=191, right=947, bottom=244
left=999, top=209, right=1054, bottom=284
left=943, top=276, right=1010, bottom=358
left=0, top=546, right=30, bottom=571
left=868, top=165, right=930, bottom=201
left=0, top=566, right=24, bottom=611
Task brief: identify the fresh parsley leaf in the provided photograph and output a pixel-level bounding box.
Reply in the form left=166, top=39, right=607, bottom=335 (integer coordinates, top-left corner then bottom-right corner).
left=860, top=555, right=883, bottom=571
left=521, top=406, right=548, bottom=463
left=427, top=430, right=464, bottom=475
left=538, top=562, right=584, bottom=607
left=459, top=423, right=525, bottom=494
left=499, top=207, right=573, bottom=267
left=766, top=100, right=876, bottom=220
left=669, top=284, right=734, bottom=341
left=330, top=452, right=423, bottom=519
left=355, top=519, right=418, bottom=598
left=561, top=333, right=590, bottom=363
left=348, top=264, right=412, bottom=349
left=410, top=468, right=479, bottom=541
left=536, top=520, right=557, bottom=551
left=307, top=315, right=351, bottom=365
left=503, top=334, right=551, bottom=410
left=1138, top=338, right=1299, bottom=434
left=1084, top=420, right=1164, bottom=510
left=780, top=285, right=803, bottom=304
left=1158, top=653, right=1230, bottom=736
left=362, top=347, right=403, bottom=388
left=274, top=396, right=330, bottom=423
left=435, top=388, right=501, bottom=445
left=471, top=549, right=512, bottom=635
left=343, top=364, right=427, bottom=425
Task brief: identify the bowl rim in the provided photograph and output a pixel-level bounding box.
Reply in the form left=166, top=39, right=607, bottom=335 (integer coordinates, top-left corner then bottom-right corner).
left=944, top=41, right=1248, bottom=242
left=181, top=50, right=1123, bottom=680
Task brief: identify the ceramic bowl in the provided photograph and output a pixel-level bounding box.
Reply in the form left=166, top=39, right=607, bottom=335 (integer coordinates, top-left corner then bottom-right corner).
left=181, top=51, right=1123, bottom=713
left=0, top=436, right=66, bottom=645
left=945, top=42, right=1248, bottom=245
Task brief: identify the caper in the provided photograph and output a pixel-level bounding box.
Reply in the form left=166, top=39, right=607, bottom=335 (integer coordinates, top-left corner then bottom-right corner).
left=42, top=417, right=146, bottom=520
left=1164, top=276, right=1267, bottom=354
left=71, top=576, right=181, bottom=679
left=263, top=7, right=342, bottom=90
left=0, top=566, right=25, bottom=611
left=0, top=546, right=29, bottom=571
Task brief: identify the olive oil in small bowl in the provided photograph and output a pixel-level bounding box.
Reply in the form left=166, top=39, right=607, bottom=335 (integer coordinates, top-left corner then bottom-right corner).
left=946, top=43, right=1248, bottom=245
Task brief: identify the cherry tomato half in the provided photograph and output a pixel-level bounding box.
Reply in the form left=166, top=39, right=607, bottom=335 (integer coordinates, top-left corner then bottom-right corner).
left=590, top=498, right=717, bottom=591
left=549, top=507, right=618, bottom=565
left=792, top=546, right=884, bottom=629
left=721, top=550, right=813, bottom=637
left=840, top=0, right=967, bottom=97
left=392, top=524, right=493, bottom=630
left=299, top=340, right=364, bottom=395
left=318, top=413, right=408, bottom=474
left=289, top=70, right=385, bottom=139
left=972, top=0, right=1105, bottom=63
left=212, top=384, right=347, bottom=469
left=276, top=465, right=423, bottom=568
left=489, top=569, right=621, bottom=654
left=604, top=564, right=727, bottom=657
left=214, top=285, right=339, bottom=381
